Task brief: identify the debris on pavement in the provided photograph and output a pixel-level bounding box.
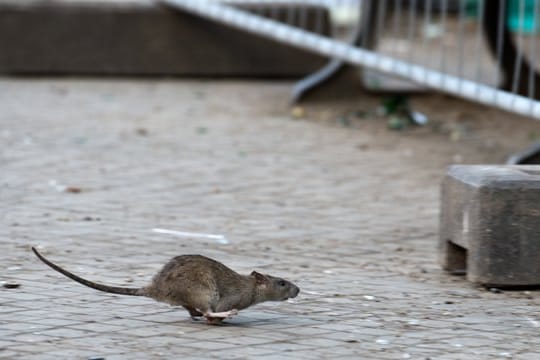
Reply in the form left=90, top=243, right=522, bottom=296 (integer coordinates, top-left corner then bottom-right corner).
left=2, top=281, right=21, bottom=289
left=48, top=180, right=83, bottom=193
left=291, top=106, right=305, bottom=119
left=378, top=95, right=429, bottom=130
left=152, top=228, right=229, bottom=244
left=64, top=186, right=82, bottom=193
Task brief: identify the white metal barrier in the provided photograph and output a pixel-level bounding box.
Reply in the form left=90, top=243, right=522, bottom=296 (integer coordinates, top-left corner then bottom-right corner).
left=161, top=0, right=540, bottom=119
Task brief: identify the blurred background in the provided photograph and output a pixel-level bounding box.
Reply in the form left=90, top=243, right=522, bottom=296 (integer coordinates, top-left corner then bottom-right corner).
left=3, top=1, right=540, bottom=157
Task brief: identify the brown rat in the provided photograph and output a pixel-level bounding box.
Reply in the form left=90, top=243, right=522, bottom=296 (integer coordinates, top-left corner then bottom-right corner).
left=32, top=247, right=299, bottom=324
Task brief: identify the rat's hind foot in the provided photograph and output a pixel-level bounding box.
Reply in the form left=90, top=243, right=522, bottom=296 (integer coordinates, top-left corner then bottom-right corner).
left=204, top=309, right=238, bottom=320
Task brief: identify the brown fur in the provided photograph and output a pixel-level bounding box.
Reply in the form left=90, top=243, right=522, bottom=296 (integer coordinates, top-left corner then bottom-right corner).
left=32, top=247, right=299, bottom=323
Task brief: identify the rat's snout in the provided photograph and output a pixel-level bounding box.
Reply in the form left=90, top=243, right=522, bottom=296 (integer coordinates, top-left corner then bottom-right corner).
left=291, top=285, right=300, bottom=298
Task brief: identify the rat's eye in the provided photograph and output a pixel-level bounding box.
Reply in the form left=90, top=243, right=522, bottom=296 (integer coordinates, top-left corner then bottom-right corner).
left=278, top=280, right=286, bottom=287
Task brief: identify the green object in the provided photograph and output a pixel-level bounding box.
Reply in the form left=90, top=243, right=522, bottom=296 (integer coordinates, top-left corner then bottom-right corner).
left=381, top=95, right=408, bottom=115
left=467, top=0, right=539, bottom=34
left=465, top=0, right=480, bottom=17
left=507, top=0, right=539, bottom=34
left=388, top=116, right=406, bottom=130
left=380, top=96, right=428, bottom=130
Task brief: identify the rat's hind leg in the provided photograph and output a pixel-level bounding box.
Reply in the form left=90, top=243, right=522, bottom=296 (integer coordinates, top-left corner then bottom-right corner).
left=183, top=306, right=203, bottom=319
left=183, top=289, right=237, bottom=323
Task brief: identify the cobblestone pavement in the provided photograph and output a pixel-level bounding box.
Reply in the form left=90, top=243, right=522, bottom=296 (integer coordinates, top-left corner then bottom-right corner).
left=1, top=78, right=539, bottom=359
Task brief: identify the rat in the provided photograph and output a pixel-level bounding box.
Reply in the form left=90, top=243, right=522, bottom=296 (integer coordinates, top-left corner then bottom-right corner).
left=32, top=247, right=299, bottom=324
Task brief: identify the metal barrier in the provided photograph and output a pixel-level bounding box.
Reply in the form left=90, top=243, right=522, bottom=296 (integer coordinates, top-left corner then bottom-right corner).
left=161, top=0, right=540, bottom=119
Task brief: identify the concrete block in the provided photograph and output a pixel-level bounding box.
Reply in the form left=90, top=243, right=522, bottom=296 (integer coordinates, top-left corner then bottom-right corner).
left=0, top=0, right=329, bottom=76
left=439, top=165, right=540, bottom=287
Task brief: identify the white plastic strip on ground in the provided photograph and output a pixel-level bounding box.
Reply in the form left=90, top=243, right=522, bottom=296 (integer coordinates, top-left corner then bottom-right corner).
left=161, top=0, right=540, bottom=119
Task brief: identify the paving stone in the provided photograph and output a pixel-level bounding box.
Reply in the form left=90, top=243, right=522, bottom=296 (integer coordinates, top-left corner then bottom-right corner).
left=0, top=349, right=27, bottom=359
left=206, top=346, right=276, bottom=358
left=249, top=354, right=295, bottom=360
left=293, top=337, right=348, bottom=347
left=9, top=332, right=61, bottom=343
left=516, top=352, right=540, bottom=360
left=33, top=327, right=92, bottom=339
left=256, top=341, right=314, bottom=352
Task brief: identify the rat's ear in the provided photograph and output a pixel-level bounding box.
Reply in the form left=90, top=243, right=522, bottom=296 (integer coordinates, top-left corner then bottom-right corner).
left=250, top=271, right=267, bottom=285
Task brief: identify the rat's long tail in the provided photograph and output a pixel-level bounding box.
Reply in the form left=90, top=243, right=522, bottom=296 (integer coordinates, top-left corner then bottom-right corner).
left=32, top=247, right=143, bottom=296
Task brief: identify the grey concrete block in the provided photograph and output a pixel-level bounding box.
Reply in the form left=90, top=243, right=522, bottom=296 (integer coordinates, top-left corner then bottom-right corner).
left=0, top=0, right=329, bottom=76
left=439, top=165, right=540, bottom=286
